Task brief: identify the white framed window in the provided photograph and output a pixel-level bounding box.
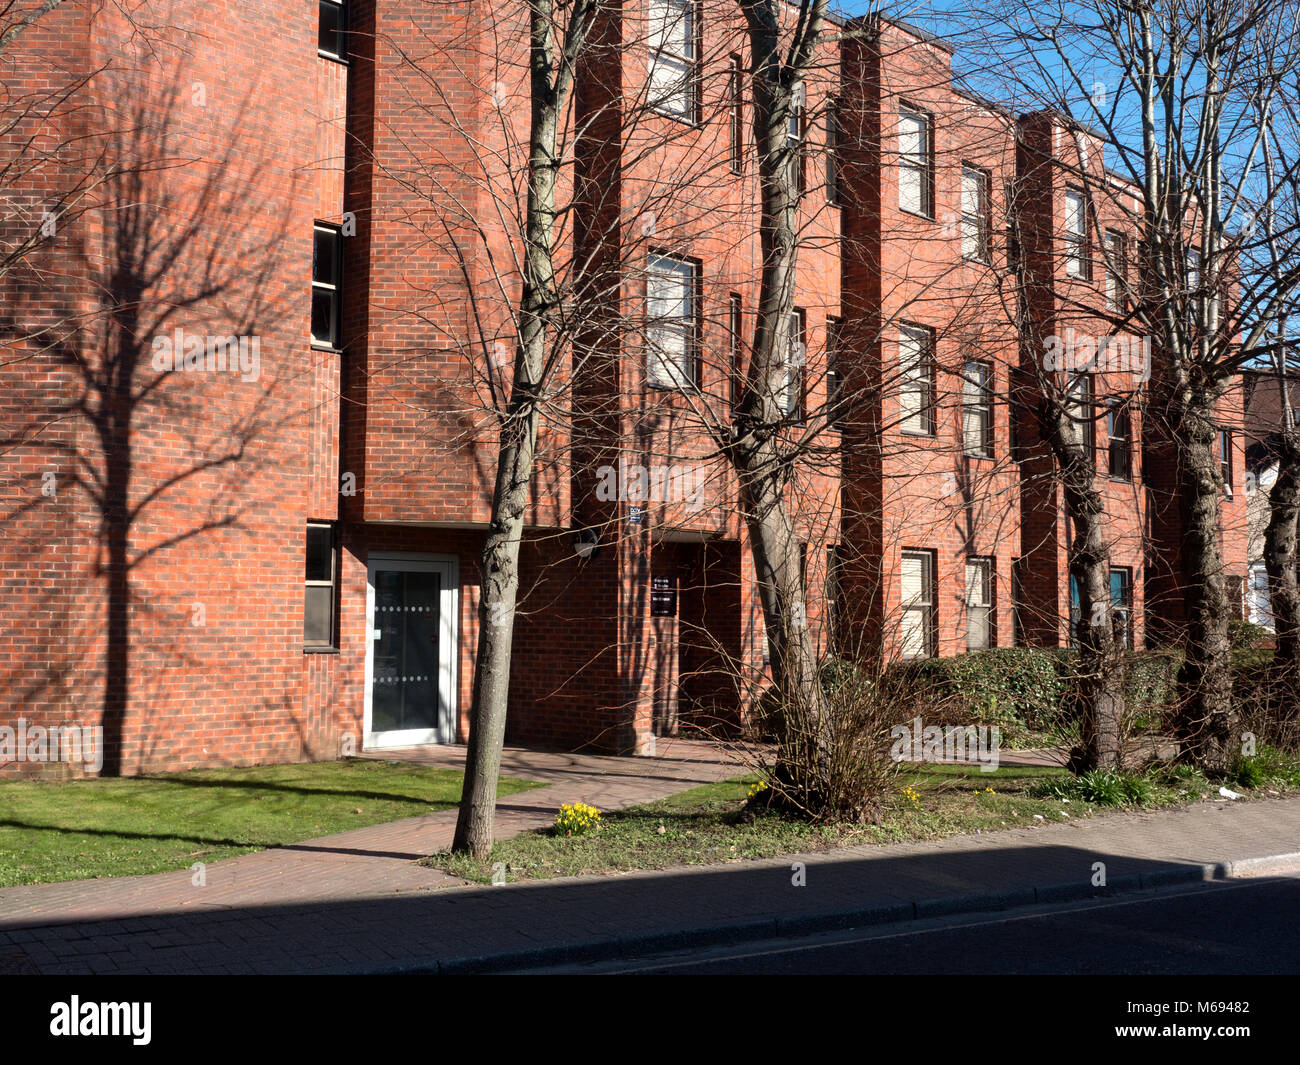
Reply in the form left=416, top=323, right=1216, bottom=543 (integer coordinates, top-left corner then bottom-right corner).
left=1064, top=188, right=1089, bottom=278
left=775, top=308, right=805, bottom=418
left=319, top=0, right=348, bottom=61
left=312, top=222, right=343, bottom=348
left=899, top=324, right=934, bottom=435
left=965, top=557, right=993, bottom=651
left=728, top=54, right=744, bottom=174
left=305, top=522, right=339, bottom=648
left=962, top=360, right=993, bottom=456
left=1104, top=230, right=1127, bottom=313
left=901, top=550, right=936, bottom=659
left=960, top=165, right=990, bottom=261
left=898, top=105, right=932, bottom=217
left=1219, top=427, right=1234, bottom=495
left=646, top=254, right=698, bottom=389
left=827, top=316, right=843, bottom=428
left=1110, top=567, right=1133, bottom=649
left=826, top=97, right=842, bottom=205
left=1249, top=562, right=1274, bottom=630
left=786, top=80, right=806, bottom=193
left=648, top=0, right=697, bottom=122
left=1107, top=399, right=1132, bottom=480
left=1065, top=371, right=1094, bottom=457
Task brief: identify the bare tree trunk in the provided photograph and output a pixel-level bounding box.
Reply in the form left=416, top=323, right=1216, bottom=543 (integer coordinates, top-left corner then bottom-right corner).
left=727, top=1, right=832, bottom=802
left=1171, top=391, right=1236, bottom=768
left=453, top=0, right=594, bottom=858
left=1061, top=478, right=1125, bottom=769
left=1264, top=437, right=1300, bottom=718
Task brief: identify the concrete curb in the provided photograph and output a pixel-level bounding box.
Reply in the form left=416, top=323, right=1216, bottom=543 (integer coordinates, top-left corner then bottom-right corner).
left=356, top=851, right=1300, bottom=975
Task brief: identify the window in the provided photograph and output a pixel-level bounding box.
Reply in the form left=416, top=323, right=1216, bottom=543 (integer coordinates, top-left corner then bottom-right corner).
left=1250, top=562, right=1274, bottom=630
left=648, top=0, right=698, bottom=122
left=787, top=81, right=805, bottom=194
left=1069, top=573, right=1081, bottom=648
left=898, top=106, right=933, bottom=217
left=965, top=557, right=993, bottom=651
left=826, top=98, right=842, bottom=205
left=312, top=223, right=343, bottom=348
left=1104, top=230, right=1127, bottom=313
left=1011, top=556, right=1025, bottom=646
left=646, top=254, right=698, bottom=389
left=1219, top=428, right=1233, bottom=494
left=728, top=54, right=744, bottom=174
left=305, top=522, right=338, bottom=648
left=962, top=360, right=993, bottom=457
left=1064, top=188, right=1089, bottom=278
left=1110, top=567, right=1133, bottom=649
left=318, top=0, right=347, bottom=61
left=827, top=544, right=844, bottom=654
left=960, top=165, right=990, bottom=261
left=827, top=316, right=843, bottom=428
left=776, top=308, right=805, bottom=418
left=899, top=324, right=934, bottom=435
left=900, top=550, right=936, bottom=659
left=1187, top=246, right=1201, bottom=291
left=1065, top=372, right=1095, bottom=458
left=1107, top=399, right=1132, bottom=480
left=728, top=292, right=743, bottom=408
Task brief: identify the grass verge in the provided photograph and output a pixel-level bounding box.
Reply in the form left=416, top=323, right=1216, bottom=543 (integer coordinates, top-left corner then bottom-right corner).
left=427, top=764, right=1104, bottom=884
left=0, top=759, right=543, bottom=887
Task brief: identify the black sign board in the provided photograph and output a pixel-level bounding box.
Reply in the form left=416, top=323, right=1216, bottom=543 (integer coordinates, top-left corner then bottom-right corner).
left=650, top=575, right=677, bottom=618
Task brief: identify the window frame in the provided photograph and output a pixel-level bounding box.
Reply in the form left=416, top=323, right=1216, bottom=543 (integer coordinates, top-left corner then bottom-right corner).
left=728, top=291, right=744, bottom=409
left=312, top=222, right=344, bottom=350
left=1219, top=427, right=1234, bottom=495
left=645, top=252, right=701, bottom=391
left=1104, top=229, right=1128, bottom=313
left=899, top=323, right=936, bottom=436
left=728, top=53, right=744, bottom=174
left=1066, top=371, right=1095, bottom=459
left=1064, top=186, right=1091, bottom=279
left=318, top=0, right=348, bottom=63
left=897, top=103, right=934, bottom=219
left=961, top=359, right=994, bottom=457
left=960, top=164, right=991, bottom=262
left=1107, top=399, right=1133, bottom=481
left=965, top=556, right=994, bottom=652
left=777, top=307, right=806, bottom=420
left=826, top=96, right=842, bottom=206
left=787, top=80, right=806, bottom=195
left=304, top=521, right=340, bottom=651
left=827, top=315, right=843, bottom=430
left=648, top=0, right=701, bottom=125
left=900, top=549, right=937, bottom=660
left=1109, top=566, right=1134, bottom=649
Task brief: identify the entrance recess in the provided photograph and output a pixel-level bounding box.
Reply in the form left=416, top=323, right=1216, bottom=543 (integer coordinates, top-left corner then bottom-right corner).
left=364, top=554, right=458, bottom=748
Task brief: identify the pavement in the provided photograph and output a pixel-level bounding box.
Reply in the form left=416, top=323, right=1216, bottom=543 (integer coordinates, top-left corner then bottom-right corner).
left=1, top=740, right=1298, bottom=974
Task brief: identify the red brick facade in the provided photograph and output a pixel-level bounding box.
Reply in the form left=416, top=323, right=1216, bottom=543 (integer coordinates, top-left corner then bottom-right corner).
left=0, top=4, right=1249, bottom=776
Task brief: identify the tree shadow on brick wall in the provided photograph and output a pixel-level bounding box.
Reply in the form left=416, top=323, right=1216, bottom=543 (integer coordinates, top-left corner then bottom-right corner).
left=0, top=76, right=297, bottom=774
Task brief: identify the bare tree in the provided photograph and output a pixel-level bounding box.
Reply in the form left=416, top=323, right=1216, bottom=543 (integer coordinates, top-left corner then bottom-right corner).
left=956, top=0, right=1300, bottom=767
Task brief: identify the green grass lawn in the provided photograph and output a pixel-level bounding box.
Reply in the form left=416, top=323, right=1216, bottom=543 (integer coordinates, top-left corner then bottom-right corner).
left=427, top=764, right=1150, bottom=884
left=0, top=759, right=543, bottom=888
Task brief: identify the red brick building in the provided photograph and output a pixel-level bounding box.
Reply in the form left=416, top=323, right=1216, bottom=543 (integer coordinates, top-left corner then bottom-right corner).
left=0, top=2, right=1248, bottom=776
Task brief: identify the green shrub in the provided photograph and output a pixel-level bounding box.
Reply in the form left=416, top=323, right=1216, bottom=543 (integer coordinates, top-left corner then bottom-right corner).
left=1228, top=745, right=1300, bottom=790
left=1031, top=767, right=1154, bottom=806
left=889, top=648, right=1068, bottom=743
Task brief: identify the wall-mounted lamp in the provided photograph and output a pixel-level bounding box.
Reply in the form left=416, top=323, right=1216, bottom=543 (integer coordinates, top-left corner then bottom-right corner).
left=573, top=527, right=600, bottom=561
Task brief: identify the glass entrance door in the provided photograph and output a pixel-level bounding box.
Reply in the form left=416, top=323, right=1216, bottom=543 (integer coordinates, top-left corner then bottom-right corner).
left=364, top=556, right=457, bottom=747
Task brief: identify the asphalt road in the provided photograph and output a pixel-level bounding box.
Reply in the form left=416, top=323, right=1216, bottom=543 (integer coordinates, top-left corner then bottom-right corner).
left=524, top=874, right=1300, bottom=975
